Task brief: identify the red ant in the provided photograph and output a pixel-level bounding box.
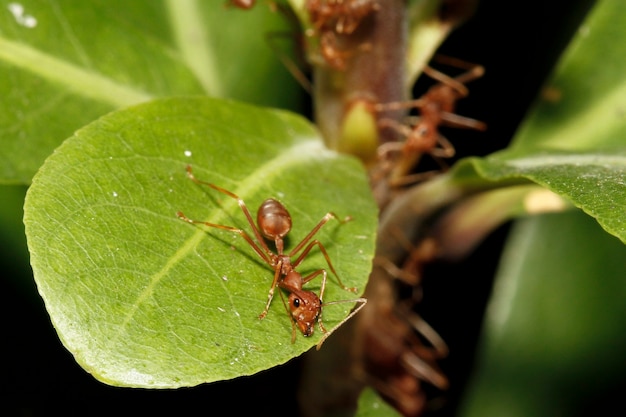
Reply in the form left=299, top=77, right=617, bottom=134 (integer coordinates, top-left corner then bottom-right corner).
left=373, top=56, right=487, bottom=186
left=307, top=0, right=380, bottom=35
left=176, top=165, right=366, bottom=349
left=305, top=0, right=380, bottom=70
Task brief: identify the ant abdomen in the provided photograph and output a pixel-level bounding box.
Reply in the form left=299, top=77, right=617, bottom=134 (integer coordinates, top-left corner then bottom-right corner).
left=257, top=198, right=292, bottom=242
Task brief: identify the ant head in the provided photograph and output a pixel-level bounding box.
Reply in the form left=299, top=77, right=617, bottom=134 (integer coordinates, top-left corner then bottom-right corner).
left=257, top=199, right=292, bottom=247
left=288, top=290, right=321, bottom=337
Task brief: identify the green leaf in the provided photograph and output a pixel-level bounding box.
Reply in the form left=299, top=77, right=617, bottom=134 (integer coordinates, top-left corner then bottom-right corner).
left=458, top=210, right=626, bottom=417
left=23, top=97, right=377, bottom=387
left=464, top=147, right=626, bottom=243
left=355, top=387, right=403, bottom=417
left=1, top=0, right=301, bottom=184
left=449, top=0, right=626, bottom=243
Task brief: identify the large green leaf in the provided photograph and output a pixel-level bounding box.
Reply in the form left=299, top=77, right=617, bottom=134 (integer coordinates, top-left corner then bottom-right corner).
left=448, top=0, right=626, bottom=243
left=23, top=97, right=377, bottom=387
left=1, top=0, right=301, bottom=184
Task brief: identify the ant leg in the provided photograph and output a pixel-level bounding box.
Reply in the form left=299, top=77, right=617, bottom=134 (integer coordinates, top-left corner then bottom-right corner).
left=389, top=170, right=441, bottom=187
left=400, top=349, right=449, bottom=390
left=184, top=165, right=274, bottom=257
left=258, top=261, right=284, bottom=320
left=292, top=240, right=357, bottom=293
left=376, top=138, right=405, bottom=160
left=288, top=211, right=352, bottom=258
left=431, top=54, right=485, bottom=85
left=429, top=134, right=456, bottom=159
left=300, top=269, right=327, bottom=292
left=405, top=313, right=449, bottom=359
left=439, top=111, right=487, bottom=131
left=316, top=297, right=367, bottom=350
left=305, top=269, right=328, bottom=334
left=265, top=31, right=312, bottom=94
left=176, top=211, right=273, bottom=266
left=277, top=288, right=298, bottom=343
left=377, top=119, right=413, bottom=150
left=373, top=98, right=426, bottom=112
left=372, top=257, right=419, bottom=286
left=422, top=65, right=469, bottom=97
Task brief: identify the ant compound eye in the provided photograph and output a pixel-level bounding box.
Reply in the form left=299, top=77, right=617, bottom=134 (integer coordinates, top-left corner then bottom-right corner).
left=292, top=298, right=301, bottom=308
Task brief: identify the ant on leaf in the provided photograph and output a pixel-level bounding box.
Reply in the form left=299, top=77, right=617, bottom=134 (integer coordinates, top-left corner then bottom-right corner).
left=177, top=165, right=366, bottom=349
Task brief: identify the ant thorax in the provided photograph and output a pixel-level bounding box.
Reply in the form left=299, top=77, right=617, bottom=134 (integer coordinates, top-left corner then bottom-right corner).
left=277, top=254, right=294, bottom=276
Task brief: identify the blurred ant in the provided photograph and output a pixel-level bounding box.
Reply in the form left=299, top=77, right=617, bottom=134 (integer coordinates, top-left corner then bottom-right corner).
left=225, top=0, right=282, bottom=11
left=225, top=0, right=256, bottom=9
left=374, top=56, right=487, bottom=186
left=306, top=0, right=380, bottom=70
left=307, top=0, right=380, bottom=35
left=177, top=165, right=366, bottom=349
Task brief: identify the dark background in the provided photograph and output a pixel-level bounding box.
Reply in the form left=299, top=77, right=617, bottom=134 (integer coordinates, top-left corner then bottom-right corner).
left=2, top=1, right=599, bottom=416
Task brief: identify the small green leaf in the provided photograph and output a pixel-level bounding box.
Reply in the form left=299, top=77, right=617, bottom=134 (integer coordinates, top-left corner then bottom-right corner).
left=24, top=97, right=377, bottom=387
left=356, top=387, right=403, bottom=417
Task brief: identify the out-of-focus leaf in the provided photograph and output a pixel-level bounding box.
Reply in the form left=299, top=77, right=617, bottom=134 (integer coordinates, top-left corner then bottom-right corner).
left=355, top=387, right=403, bottom=417
left=447, top=0, right=626, bottom=243
left=458, top=210, right=626, bottom=417
left=506, top=0, right=626, bottom=152
left=1, top=0, right=302, bottom=184
left=23, top=97, right=377, bottom=387
left=0, top=185, right=32, bottom=293
left=464, top=147, right=626, bottom=243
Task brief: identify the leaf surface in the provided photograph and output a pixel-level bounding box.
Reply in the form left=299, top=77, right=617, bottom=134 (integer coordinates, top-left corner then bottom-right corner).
left=24, top=97, right=377, bottom=387
left=1, top=0, right=301, bottom=184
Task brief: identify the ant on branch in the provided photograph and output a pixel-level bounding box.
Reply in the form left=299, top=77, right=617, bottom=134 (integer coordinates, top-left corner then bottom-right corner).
left=305, top=0, right=380, bottom=70
left=373, top=56, right=487, bottom=187
left=307, top=0, right=380, bottom=35
left=176, top=165, right=366, bottom=349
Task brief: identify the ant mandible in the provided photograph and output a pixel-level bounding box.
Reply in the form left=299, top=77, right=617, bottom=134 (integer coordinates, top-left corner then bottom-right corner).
left=176, top=165, right=366, bottom=349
